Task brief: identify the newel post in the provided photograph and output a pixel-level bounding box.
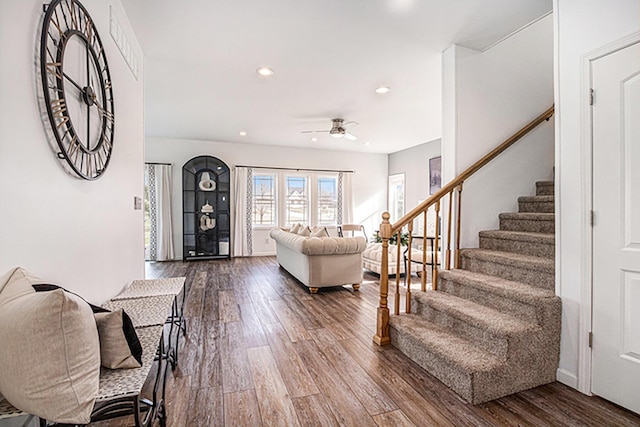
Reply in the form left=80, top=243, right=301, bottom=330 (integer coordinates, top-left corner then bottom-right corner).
left=373, top=212, right=392, bottom=346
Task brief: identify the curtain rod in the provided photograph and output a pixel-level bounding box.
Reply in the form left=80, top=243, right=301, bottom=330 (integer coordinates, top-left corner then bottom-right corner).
left=235, top=165, right=354, bottom=173
left=145, top=162, right=172, bottom=166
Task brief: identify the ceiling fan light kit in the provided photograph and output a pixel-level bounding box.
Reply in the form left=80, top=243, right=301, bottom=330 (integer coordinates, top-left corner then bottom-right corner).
left=302, top=118, right=358, bottom=141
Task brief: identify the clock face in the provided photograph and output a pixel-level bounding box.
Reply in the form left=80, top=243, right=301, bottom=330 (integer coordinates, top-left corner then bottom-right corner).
left=40, top=0, right=115, bottom=180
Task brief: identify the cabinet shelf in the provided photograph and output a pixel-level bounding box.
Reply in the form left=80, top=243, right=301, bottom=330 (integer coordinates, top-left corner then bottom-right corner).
left=182, top=156, right=231, bottom=261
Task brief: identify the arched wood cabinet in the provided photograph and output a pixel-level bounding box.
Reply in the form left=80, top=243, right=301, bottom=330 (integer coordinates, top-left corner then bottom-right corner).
left=182, top=156, right=231, bottom=260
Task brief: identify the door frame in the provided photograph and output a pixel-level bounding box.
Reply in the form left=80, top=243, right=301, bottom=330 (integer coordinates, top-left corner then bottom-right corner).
left=579, top=31, right=640, bottom=395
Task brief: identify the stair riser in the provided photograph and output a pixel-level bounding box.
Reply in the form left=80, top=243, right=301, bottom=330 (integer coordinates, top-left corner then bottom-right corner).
left=411, top=297, right=509, bottom=359
left=500, top=218, right=555, bottom=234
left=390, top=324, right=476, bottom=402
left=518, top=201, right=554, bottom=213
left=438, top=277, right=541, bottom=324
left=479, top=236, right=555, bottom=259
left=390, top=320, right=560, bottom=404
left=536, top=183, right=554, bottom=196
left=460, top=256, right=555, bottom=290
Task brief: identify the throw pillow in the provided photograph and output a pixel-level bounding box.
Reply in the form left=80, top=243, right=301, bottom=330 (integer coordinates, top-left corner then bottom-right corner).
left=297, top=225, right=311, bottom=237
left=94, top=309, right=143, bottom=369
left=0, top=268, right=100, bottom=424
left=310, top=227, right=329, bottom=237
left=31, top=284, right=143, bottom=370
left=290, top=223, right=302, bottom=234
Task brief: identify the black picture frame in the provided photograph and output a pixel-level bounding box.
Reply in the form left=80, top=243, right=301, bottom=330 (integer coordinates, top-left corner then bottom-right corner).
left=429, top=156, right=441, bottom=195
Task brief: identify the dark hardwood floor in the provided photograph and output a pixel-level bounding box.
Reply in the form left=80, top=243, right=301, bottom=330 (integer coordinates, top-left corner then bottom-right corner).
left=94, top=257, right=640, bottom=426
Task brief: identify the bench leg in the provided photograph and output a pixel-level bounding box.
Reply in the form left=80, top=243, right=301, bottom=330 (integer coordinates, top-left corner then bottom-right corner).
left=352, top=283, right=361, bottom=291
left=309, top=287, right=319, bottom=294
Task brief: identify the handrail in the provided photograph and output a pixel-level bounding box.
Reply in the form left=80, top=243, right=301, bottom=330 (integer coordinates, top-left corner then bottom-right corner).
left=387, top=105, right=555, bottom=236
left=373, top=105, right=554, bottom=346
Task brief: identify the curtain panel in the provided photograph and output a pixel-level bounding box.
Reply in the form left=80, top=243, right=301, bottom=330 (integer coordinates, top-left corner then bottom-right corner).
left=145, top=164, right=175, bottom=261
left=233, top=166, right=253, bottom=256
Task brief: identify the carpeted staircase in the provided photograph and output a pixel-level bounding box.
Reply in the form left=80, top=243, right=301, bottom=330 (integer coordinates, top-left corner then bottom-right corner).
left=389, top=180, right=561, bottom=404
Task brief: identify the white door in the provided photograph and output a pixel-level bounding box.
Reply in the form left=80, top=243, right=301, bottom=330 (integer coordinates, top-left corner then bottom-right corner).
left=591, top=40, right=640, bottom=413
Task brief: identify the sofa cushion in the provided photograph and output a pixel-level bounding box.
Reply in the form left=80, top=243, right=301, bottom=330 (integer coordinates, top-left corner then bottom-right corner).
left=0, top=267, right=100, bottom=424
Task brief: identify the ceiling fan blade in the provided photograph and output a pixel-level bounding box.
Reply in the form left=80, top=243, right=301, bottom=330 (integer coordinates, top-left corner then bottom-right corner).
left=343, top=121, right=359, bottom=127
left=344, top=131, right=358, bottom=141
left=301, top=130, right=329, bottom=134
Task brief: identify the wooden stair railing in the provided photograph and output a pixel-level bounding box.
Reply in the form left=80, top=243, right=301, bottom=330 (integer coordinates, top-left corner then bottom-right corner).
left=373, top=105, right=555, bottom=346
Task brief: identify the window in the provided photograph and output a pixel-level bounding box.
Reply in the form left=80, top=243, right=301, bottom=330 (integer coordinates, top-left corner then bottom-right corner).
left=285, top=176, right=308, bottom=225
left=253, top=174, right=276, bottom=225
left=317, top=176, right=338, bottom=224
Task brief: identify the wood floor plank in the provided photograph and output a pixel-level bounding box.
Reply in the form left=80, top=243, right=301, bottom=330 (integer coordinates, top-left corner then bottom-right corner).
left=294, top=338, right=378, bottom=427
left=218, top=289, right=241, bottom=323
left=311, top=328, right=398, bottom=416
left=263, top=322, right=320, bottom=398
left=292, top=394, right=340, bottom=427
left=269, top=298, right=312, bottom=342
left=239, top=302, right=269, bottom=348
left=192, top=321, right=221, bottom=390
left=186, top=386, right=224, bottom=427
left=373, top=409, right=416, bottom=427
left=164, top=374, right=191, bottom=427
left=224, top=389, right=262, bottom=427
left=220, top=322, right=254, bottom=393
left=247, top=346, right=301, bottom=427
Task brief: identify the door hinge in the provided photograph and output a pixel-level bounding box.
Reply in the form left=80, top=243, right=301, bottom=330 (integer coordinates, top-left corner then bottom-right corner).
left=589, top=332, right=593, bottom=348
left=590, top=89, right=595, bottom=106
left=590, top=210, right=595, bottom=226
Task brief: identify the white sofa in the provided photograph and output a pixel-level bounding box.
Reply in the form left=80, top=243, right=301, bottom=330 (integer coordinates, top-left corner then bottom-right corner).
left=362, top=243, right=431, bottom=276
left=269, top=228, right=367, bottom=293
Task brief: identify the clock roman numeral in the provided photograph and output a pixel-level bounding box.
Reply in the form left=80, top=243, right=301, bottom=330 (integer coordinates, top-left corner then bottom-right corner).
left=50, top=99, right=70, bottom=128
left=46, top=62, right=63, bottom=80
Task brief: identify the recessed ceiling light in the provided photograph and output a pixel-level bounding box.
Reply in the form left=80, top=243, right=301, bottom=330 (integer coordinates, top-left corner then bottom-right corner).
left=256, top=67, right=274, bottom=76
left=364, top=141, right=371, bottom=146
left=375, top=86, right=390, bottom=94
left=239, top=131, right=247, bottom=136
left=310, top=137, right=318, bottom=142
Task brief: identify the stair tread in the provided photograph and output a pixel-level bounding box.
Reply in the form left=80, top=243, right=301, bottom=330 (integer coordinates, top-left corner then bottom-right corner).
left=499, top=212, right=555, bottom=220
left=478, top=230, right=554, bottom=243
left=438, top=269, right=556, bottom=304
left=460, top=248, right=555, bottom=273
left=413, top=290, right=539, bottom=336
left=518, top=195, right=554, bottom=202
left=390, top=314, right=503, bottom=372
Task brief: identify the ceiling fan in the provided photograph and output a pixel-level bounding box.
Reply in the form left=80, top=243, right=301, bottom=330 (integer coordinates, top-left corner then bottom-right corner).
left=302, top=118, right=358, bottom=140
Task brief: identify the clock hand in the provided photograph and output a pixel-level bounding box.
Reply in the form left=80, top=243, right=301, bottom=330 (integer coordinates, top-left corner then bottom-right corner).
left=62, top=72, right=83, bottom=93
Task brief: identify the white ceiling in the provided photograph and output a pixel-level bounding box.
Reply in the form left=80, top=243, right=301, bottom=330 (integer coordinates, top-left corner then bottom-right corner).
left=121, top=0, right=552, bottom=154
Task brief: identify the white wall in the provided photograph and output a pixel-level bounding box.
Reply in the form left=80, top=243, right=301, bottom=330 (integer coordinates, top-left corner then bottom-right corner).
left=0, top=0, right=145, bottom=305
left=146, top=138, right=388, bottom=259
left=554, top=0, right=640, bottom=391
left=388, top=138, right=442, bottom=212
left=442, top=14, right=554, bottom=249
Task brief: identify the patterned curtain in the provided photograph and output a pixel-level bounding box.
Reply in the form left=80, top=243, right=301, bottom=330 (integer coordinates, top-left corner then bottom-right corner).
left=145, top=164, right=175, bottom=261
left=337, top=172, right=354, bottom=225
left=233, top=167, right=253, bottom=256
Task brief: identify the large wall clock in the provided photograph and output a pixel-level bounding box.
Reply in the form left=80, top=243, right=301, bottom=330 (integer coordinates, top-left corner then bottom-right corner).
left=40, top=0, right=115, bottom=180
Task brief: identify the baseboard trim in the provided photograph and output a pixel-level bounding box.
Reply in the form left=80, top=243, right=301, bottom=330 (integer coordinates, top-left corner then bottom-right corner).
left=556, top=368, right=578, bottom=389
